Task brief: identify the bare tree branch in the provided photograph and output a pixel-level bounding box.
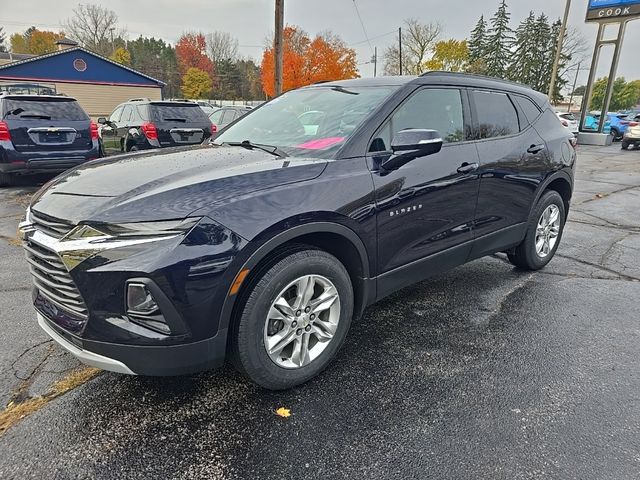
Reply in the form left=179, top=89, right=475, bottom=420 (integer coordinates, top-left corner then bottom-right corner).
left=64, top=4, right=125, bottom=56
left=206, top=31, right=239, bottom=66
left=384, top=18, right=441, bottom=75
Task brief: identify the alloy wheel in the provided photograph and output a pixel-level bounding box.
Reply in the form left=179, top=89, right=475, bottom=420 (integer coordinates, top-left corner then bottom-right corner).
left=535, top=204, right=561, bottom=258
left=263, top=275, right=341, bottom=369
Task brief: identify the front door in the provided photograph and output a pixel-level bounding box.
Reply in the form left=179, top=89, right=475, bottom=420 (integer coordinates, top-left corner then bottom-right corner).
left=369, top=87, right=481, bottom=297
left=100, top=106, right=123, bottom=155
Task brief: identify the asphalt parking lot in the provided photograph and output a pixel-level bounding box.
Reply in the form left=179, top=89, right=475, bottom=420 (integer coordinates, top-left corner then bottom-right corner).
left=0, top=144, right=639, bottom=479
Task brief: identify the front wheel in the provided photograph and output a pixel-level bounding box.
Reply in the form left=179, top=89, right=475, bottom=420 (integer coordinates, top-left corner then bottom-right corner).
left=231, top=248, right=353, bottom=390
left=508, top=190, right=566, bottom=270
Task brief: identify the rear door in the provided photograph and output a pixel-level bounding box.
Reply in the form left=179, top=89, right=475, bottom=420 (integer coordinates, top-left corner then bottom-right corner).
left=149, top=102, right=212, bottom=147
left=470, top=90, right=548, bottom=251
left=3, top=97, right=92, bottom=154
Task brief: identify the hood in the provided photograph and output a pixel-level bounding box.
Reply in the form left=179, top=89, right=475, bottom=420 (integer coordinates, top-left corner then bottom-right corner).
left=30, top=144, right=327, bottom=224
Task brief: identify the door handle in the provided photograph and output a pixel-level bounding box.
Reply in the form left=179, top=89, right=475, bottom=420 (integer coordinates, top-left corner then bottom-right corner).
left=457, top=162, right=479, bottom=174
left=527, top=144, right=545, bottom=154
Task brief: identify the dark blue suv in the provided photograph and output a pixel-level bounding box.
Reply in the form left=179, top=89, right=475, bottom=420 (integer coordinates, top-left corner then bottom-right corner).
left=19, top=73, right=576, bottom=389
left=0, top=93, right=100, bottom=186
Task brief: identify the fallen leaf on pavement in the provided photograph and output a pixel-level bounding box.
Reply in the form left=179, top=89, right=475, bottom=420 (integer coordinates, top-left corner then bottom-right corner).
left=275, top=407, right=291, bottom=418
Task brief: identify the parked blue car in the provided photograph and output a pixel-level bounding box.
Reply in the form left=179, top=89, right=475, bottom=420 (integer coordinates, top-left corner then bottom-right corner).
left=593, top=113, right=632, bottom=140
left=584, top=115, right=611, bottom=134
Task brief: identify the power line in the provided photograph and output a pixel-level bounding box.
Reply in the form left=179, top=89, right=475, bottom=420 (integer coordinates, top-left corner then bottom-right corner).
left=348, top=30, right=397, bottom=47
left=351, top=0, right=373, bottom=55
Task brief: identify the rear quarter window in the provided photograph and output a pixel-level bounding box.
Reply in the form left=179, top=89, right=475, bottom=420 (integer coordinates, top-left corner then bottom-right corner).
left=3, top=98, right=88, bottom=121
left=513, top=96, right=542, bottom=125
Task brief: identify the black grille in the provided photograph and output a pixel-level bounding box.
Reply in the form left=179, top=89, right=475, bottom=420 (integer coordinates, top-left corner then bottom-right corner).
left=24, top=240, right=88, bottom=318
left=30, top=210, right=74, bottom=239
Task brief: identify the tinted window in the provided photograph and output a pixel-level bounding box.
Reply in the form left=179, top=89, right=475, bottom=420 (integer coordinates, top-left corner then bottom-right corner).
left=514, top=96, right=541, bottom=125
left=3, top=98, right=88, bottom=121
left=149, top=104, right=209, bottom=122
left=472, top=91, right=519, bottom=139
left=109, top=106, right=124, bottom=123
left=370, top=88, right=465, bottom=152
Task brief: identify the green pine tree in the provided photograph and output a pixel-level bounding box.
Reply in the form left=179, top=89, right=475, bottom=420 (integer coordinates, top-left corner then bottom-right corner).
left=508, top=11, right=537, bottom=85
left=469, top=15, right=488, bottom=63
left=485, top=0, right=513, bottom=78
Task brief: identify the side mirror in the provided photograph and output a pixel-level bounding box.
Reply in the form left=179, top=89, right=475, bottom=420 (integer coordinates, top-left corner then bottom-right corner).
left=381, top=129, right=443, bottom=171
left=97, top=117, right=107, bottom=124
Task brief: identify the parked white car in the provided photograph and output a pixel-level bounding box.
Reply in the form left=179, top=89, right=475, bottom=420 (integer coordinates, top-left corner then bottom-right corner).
left=556, top=112, right=579, bottom=136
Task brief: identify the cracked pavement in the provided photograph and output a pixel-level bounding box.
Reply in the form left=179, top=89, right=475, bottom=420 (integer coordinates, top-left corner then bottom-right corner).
left=0, top=145, right=639, bottom=479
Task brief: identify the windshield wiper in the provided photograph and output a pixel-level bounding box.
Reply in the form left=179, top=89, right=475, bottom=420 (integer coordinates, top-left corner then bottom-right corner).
left=223, top=140, right=288, bottom=158
left=163, top=118, right=187, bottom=122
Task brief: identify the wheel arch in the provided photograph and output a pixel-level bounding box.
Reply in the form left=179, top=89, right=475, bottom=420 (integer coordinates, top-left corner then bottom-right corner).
left=218, top=221, right=374, bottom=336
left=532, top=171, right=573, bottom=220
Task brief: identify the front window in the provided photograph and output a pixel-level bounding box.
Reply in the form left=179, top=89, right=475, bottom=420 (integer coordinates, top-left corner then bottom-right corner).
left=214, top=86, right=398, bottom=158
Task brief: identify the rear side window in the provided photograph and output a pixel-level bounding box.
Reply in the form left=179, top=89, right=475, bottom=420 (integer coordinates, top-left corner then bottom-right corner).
left=149, top=104, right=208, bottom=123
left=2, top=98, right=88, bottom=121
left=472, top=91, right=519, bottom=139
left=513, top=96, right=541, bottom=126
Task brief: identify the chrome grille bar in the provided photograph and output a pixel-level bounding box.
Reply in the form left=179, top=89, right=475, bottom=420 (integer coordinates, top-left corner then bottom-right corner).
left=30, top=210, right=74, bottom=239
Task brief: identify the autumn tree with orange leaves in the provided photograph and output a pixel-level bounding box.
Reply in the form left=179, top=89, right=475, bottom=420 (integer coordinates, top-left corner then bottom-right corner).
left=175, top=33, right=214, bottom=78
left=261, top=26, right=358, bottom=97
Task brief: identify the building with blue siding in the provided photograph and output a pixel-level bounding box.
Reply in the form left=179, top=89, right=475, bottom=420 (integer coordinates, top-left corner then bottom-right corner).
left=0, top=40, right=165, bottom=118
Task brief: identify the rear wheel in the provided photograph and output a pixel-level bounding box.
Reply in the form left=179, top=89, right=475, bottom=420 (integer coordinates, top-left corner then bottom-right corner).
left=508, top=190, right=566, bottom=270
left=611, top=128, right=620, bottom=141
left=0, top=172, right=15, bottom=187
left=621, top=141, right=630, bottom=150
left=231, top=248, right=353, bottom=390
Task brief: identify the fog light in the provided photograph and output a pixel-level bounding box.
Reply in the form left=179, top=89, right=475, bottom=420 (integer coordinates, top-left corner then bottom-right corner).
left=127, top=283, right=159, bottom=314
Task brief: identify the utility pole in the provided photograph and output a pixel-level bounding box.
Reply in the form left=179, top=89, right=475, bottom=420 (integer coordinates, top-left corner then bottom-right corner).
left=548, top=0, right=571, bottom=102
left=373, top=47, right=377, bottom=77
left=274, top=0, right=285, bottom=96
left=398, top=27, right=403, bottom=75
left=109, top=27, right=115, bottom=52
left=567, top=61, right=581, bottom=113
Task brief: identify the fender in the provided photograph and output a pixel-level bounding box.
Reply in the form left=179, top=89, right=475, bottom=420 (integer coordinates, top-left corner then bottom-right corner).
left=528, top=169, right=573, bottom=219
left=216, top=221, right=372, bottom=335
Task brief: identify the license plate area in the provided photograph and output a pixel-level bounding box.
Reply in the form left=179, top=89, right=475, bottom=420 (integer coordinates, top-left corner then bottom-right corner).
left=170, top=128, right=204, bottom=144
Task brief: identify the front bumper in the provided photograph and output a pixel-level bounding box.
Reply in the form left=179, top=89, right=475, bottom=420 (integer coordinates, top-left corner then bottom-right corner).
left=38, top=312, right=228, bottom=376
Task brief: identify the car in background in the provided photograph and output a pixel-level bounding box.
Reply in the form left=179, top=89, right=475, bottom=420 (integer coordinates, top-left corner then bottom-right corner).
left=0, top=93, right=100, bottom=187
left=556, top=112, right=578, bottom=136
left=605, top=113, right=633, bottom=141
left=583, top=114, right=611, bottom=134
left=98, top=99, right=214, bottom=155
left=621, top=119, right=640, bottom=150
left=209, top=105, right=252, bottom=133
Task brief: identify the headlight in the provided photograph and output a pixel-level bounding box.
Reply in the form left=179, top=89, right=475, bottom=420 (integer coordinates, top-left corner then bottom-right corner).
left=63, top=218, right=201, bottom=241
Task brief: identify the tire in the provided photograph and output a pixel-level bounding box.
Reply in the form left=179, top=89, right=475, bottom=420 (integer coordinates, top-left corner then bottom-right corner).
left=0, top=171, right=15, bottom=187
left=230, top=248, right=354, bottom=390
left=508, top=190, right=566, bottom=271
left=611, top=128, right=620, bottom=141
left=621, top=142, right=629, bottom=150
left=129, top=146, right=139, bottom=152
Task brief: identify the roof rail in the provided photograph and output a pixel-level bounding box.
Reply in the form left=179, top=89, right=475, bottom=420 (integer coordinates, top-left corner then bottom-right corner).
left=128, top=97, right=151, bottom=102
left=419, top=71, right=530, bottom=89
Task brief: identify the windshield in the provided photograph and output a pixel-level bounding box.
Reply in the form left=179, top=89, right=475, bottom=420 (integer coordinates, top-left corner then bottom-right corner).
left=214, top=86, right=397, bottom=158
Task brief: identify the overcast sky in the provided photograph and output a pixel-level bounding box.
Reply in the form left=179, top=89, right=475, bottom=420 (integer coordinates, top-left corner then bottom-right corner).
left=2, top=0, right=639, bottom=89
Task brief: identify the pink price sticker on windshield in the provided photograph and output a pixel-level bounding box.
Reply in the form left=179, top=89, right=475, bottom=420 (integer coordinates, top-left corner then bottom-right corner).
left=296, top=137, right=345, bottom=150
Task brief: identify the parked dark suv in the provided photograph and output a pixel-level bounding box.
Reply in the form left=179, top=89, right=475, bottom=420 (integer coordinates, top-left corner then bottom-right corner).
left=0, top=93, right=100, bottom=186
left=98, top=99, right=214, bottom=155
left=20, top=73, right=576, bottom=389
